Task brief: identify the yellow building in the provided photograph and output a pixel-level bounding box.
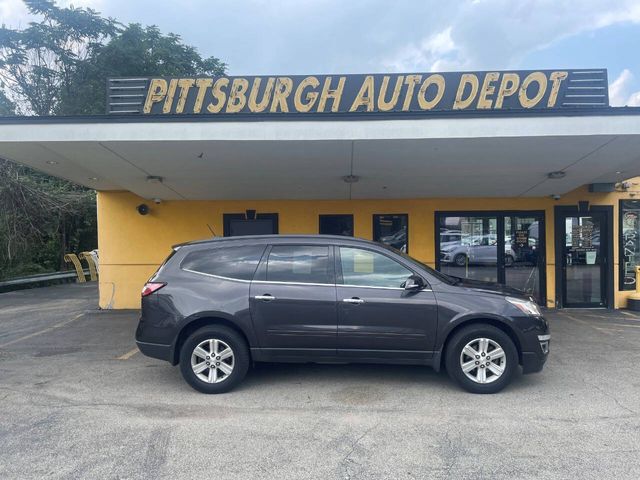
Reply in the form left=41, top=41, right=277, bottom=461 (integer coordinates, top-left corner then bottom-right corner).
left=2, top=69, right=640, bottom=310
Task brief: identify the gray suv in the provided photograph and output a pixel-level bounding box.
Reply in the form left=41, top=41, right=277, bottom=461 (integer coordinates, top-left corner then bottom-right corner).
left=136, top=235, right=549, bottom=394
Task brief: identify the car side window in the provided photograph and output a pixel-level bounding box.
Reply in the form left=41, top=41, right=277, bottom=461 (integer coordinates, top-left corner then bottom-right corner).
left=181, top=245, right=266, bottom=280
left=339, top=247, right=413, bottom=288
left=266, top=245, right=332, bottom=284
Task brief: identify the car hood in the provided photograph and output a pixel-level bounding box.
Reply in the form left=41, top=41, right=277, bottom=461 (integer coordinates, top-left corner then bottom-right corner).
left=448, top=276, right=531, bottom=299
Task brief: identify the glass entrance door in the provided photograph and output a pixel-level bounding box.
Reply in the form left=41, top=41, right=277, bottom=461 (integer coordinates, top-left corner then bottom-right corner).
left=561, top=213, right=607, bottom=307
left=505, top=216, right=543, bottom=301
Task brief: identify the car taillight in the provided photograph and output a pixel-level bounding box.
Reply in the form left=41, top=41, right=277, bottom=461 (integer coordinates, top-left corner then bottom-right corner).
left=141, top=282, right=166, bottom=297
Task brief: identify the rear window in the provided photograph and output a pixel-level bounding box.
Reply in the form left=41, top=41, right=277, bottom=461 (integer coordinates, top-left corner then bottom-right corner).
left=181, top=245, right=266, bottom=280
left=266, top=245, right=332, bottom=284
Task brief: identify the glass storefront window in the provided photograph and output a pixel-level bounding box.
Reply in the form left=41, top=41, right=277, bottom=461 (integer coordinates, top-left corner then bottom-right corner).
left=620, top=200, right=640, bottom=291
left=438, top=215, right=499, bottom=283
left=373, top=214, right=408, bottom=252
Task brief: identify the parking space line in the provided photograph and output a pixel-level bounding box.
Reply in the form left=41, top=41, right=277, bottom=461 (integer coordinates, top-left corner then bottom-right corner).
left=117, top=347, right=140, bottom=360
left=0, top=312, right=85, bottom=348
left=561, top=313, right=615, bottom=336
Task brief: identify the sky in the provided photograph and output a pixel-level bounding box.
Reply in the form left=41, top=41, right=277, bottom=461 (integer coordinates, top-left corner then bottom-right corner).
left=2, top=0, right=640, bottom=106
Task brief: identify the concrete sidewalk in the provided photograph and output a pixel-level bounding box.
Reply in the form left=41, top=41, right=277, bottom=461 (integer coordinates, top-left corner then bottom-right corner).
left=1, top=284, right=639, bottom=479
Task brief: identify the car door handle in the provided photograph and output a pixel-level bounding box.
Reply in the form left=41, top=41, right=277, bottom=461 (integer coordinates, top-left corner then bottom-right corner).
left=343, top=297, right=364, bottom=305
left=255, top=294, right=276, bottom=302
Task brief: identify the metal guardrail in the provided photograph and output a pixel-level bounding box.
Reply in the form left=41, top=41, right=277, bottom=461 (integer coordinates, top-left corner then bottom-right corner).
left=0, top=269, right=91, bottom=293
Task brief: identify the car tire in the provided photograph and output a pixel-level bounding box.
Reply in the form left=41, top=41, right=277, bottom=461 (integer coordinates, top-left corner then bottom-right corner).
left=179, top=325, right=250, bottom=394
left=453, top=253, right=467, bottom=267
left=504, top=254, right=514, bottom=267
left=445, top=324, right=518, bottom=394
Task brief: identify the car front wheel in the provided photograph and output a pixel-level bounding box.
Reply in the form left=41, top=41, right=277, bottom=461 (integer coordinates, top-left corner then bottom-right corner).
left=445, top=324, right=518, bottom=394
left=179, top=325, right=250, bottom=394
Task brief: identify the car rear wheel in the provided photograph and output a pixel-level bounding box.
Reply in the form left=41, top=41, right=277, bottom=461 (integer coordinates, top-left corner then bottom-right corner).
left=445, top=324, right=518, bottom=394
left=453, top=253, right=467, bottom=266
left=179, top=325, right=250, bottom=394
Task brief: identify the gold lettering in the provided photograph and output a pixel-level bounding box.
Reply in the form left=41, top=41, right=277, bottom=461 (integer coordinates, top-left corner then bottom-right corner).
left=207, top=78, right=229, bottom=113
left=317, top=76, right=346, bottom=112
left=519, top=72, right=547, bottom=108
left=417, top=74, right=445, bottom=110
left=175, top=78, right=195, bottom=114
left=453, top=74, right=479, bottom=109
left=163, top=78, right=179, bottom=113
left=294, top=76, right=320, bottom=112
left=226, top=78, right=250, bottom=113
left=402, top=75, right=422, bottom=111
left=378, top=75, right=404, bottom=111
left=193, top=78, right=213, bottom=113
left=349, top=75, right=375, bottom=112
left=495, top=73, right=520, bottom=109
left=477, top=72, right=499, bottom=109
left=248, top=77, right=275, bottom=112
left=143, top=79, right=167, bottom=113
left=270, top=77, right=293, bottom=113
left=547, top=71, right=568, bottom=107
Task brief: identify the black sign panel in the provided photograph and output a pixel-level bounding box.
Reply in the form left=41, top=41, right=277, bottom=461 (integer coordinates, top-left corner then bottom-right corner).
left=107, top=69, right=608, bottom=116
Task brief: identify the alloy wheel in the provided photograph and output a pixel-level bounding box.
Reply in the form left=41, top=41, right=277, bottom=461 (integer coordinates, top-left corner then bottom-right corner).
left=459, top=337, right=506, bottom=384
left=191, top=338, right=235, bottom=383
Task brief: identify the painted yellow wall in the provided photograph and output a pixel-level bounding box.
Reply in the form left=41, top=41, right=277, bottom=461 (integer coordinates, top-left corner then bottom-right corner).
left=97, top=181, right=640, bottom=309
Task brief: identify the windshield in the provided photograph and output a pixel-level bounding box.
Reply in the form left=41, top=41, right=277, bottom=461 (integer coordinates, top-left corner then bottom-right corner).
left=381, top=244, right=457, bottom=285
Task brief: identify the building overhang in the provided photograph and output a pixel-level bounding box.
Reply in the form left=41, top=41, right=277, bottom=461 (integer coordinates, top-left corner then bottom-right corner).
left=1, top=111, right=640, bottom=200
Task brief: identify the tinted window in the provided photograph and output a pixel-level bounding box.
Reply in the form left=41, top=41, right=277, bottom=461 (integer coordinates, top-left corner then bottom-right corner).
left=181, top=245, right=266, bottom=280
left=319, top=215, right=354, bottom=236
left=339, top=247, right=412, bottom=288
left=267, top=245, right=332, bottom=284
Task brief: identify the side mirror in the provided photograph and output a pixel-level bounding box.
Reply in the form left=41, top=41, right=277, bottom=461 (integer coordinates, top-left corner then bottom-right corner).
left=404, top=275, right=425, bottom=291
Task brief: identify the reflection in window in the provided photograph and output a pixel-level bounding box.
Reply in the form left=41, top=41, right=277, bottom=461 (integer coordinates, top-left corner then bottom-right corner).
left=621, top=200, right=640, bottom=291
left=373, top=214, right=408, bottom=252
left=267, top=245, right=332, bottom=284
left=505, top=216, right=541, bottom=301
left=339, top=247, right=412, bottom=288
left=181, top=245, right=266, bottom=280
left=438, top=215, right=498, bottom=283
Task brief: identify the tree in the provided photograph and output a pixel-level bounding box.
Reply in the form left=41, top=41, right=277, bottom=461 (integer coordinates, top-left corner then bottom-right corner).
left=0, top=0, right=119, bottom=115
left=60, top=24, right=226, bottom=114
left=0, top=1, right=227, bottom=279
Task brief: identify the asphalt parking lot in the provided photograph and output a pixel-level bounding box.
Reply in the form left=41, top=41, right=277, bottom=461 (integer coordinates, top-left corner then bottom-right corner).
left=1, top=284, right=639, bottom=479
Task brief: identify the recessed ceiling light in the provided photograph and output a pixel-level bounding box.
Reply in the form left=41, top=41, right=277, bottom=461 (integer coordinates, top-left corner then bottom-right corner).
left=146, top=175, right=164, bottom=184
left=46, top=160, right=58, bottom=165
left=342, top=175, right=360, bottom=184
left=547, top=171, right=566, bottom=179
left=616, top=171, right=623, bottom=174
left=88, top=177, right=98, bottom=181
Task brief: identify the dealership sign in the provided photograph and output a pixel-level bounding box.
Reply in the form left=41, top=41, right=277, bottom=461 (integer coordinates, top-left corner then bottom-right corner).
left=107, top=69, right=608, bottom=116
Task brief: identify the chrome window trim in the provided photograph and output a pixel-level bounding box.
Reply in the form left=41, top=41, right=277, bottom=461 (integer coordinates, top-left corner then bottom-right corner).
left=182, top=269, right=432, bottom=291
left=252, top=279, right=334, bottom=287
left=340, top=283, right=432, bottom=292
left=182, top=268, right=252, bottom=283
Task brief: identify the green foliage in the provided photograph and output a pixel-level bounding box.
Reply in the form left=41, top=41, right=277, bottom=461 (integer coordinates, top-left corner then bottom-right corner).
left=0, top=1, right=227, bottom=279
left=60, top=24, right=226, bottom=114
left=0, top=0, right=119, bottom=115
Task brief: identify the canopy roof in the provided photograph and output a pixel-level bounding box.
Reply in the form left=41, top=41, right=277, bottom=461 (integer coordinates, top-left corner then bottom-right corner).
left=1, top=110, right=639, bottom=200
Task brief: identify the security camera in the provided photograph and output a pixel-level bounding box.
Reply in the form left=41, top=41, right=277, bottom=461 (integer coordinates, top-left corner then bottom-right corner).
left=153, top=198, right=162, bottom=205
left=551, top=194, right=561, bottom=201
left=136, top=203, right=150, bottom=215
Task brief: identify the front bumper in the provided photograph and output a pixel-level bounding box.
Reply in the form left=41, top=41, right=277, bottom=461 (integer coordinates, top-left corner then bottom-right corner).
left=521, top=333, right=550, bottom=374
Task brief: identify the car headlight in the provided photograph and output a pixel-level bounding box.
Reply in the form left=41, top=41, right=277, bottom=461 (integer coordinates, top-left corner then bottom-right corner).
left=506, top=296, right=542, bottom=316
